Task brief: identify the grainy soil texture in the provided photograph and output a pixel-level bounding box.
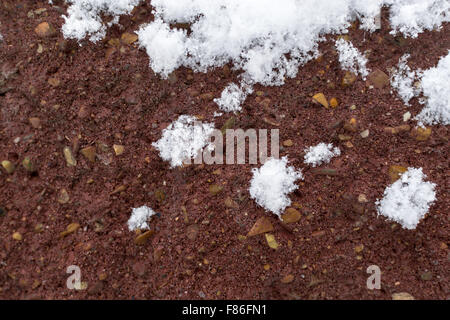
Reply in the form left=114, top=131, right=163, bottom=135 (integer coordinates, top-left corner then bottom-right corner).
left=0, top=1, right=448, bottom=299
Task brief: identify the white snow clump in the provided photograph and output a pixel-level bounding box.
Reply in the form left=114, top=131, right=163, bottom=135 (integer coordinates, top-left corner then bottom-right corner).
left=249, top=157, right=303, bottom=217
left=304, top=143, right=341, bottom=167
left=128, top=205, right=157, bottom=231
left=375, top=167, right=436, bottom=230
left=62, top=0, right=142, bottom=42
left=335, top=38, right=370, bottom=79
left=390, top=54, right=422, bottom=105
left=387, top=0, right=450, bottom=38
left=152, top=115, right=215, bottom=168
left=415, top=51, right=450, bottom=126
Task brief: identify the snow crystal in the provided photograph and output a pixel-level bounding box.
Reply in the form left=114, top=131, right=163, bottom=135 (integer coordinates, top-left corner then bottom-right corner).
left=127, top=205, right=157, bottom=231
left=249, top=157, right=303, bottom=217
left=350, top=0, right=383, bottom=31
left=214, top=82, right=253, bottom=113
left=390, top=54, right=422, bottom=105
left=138, top=0, right=358, bottom=111
left=335, top=38, right=370, bottom=79
left=62, top=0, right=142, bottom=42
left=376, top=167, right=436, bottom=230
left=136, top=18, right=187, bottom=78
left=304, top=143, right=341, bottom=167
left=388, top=0, right=450, bottom=38
left=152, top=115, right=215, bottom=168
left=415, top=51, right=450, bottom=126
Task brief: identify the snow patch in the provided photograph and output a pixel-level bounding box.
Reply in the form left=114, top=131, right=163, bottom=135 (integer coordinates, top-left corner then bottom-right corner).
left=60, top=1, right=450, bottom=111
left=375, top=167, right=436, bottom=230
left=335, top=38, right=370, bottom=79
left=415, top=51, right=450, bottom=126
left=304, top=143, right=341, bottom=167
left=214, top=82, right=253, bottom=113
left=152, top=115, right=215, bottom=168
left=388, top=0, right=450, bottom=38
left=128, top=205, right=157, bottom=231
left=249, top=157, right=303, bottom=217
left=390, top=54, right=422, bottom=105
left=62, top=0, right=142, bottom=42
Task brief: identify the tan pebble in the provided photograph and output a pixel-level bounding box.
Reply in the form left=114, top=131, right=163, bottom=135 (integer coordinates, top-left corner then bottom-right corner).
left=34, top=22, right=56, bottom=37
left=342, top=71, right=357, bottom=87
left=367, top=69, right=390, bottom=89
left=63, top=146, right=77, bottom=167
left=392, top=292, right=414, bottom=300
left=312, top=93, right=329, bottom=108
left=60, top=223, right=80, bottom=237
left=281, top=208, right=301, bottom=223
left=411, top=127, right=431, bottom=141
left=1, top=160, right=15, bottom=174
left=120, top=32, right=138, bottom=44
left=134, top=230, right=154, bottom=245
left=248, top=217, right=274, bottom=236
left=354, top=244, right=364, bottom=253
left=330, top=97, right=339, bottom=108
left=22, top=157, right=36, bottom=172
left=388, top=165, right=407, bottom=182
left=360, top=129, right=369, bottom=138
left=80, top=146, right=96, bottom=163
left=281, top=274, right=294, bottom=284
left=357, top=194, right=368, bottom=203
left=48, top=78, right=60, bottom=87
left=265, top=233, right=279, bottom=249
left=209, top=184, right=223, bottom=195
left=113, top=144, right=125, bottom=156
left=57, top=189, right=70, bottom=204
left=29, top=117, right=41, bottom=128
left=12, top=232, right=23, bottom=241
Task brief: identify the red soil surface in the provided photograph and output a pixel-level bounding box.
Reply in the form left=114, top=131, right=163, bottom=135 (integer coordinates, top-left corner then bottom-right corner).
left=0, top=1, right=448, bottom=299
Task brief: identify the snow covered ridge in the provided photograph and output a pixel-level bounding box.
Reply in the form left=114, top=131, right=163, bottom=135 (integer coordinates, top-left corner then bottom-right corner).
left=376, top=168, right=436, bottom=230
left=128, top=205, right=157, bottom=231
left=390, top=52, right=450, bottom=125
left=61, top=0, right=450, bottom=112
left=249, top=157, right=303, bottom=217
left=152, top=115, right=215, bottom=168
left=304, top=143, right=341, bottom=167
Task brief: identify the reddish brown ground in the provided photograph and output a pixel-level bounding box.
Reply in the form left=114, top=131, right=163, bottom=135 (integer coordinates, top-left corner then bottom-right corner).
left=0, top=1, right=448, bottom=300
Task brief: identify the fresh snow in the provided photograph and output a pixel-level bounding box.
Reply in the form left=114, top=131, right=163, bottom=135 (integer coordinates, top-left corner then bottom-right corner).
left=376, top=167, right=436, bottom=230
left=61, top=0, right=450, bottom=111
left=335, top=38, right=370, bottom=79
left=416, top=51, right=450, bottom=126
left=387, top=0, right=450, bottom=38
left=62, top=0, right=142, bottom=42
left=213, top=82, right=253, bottom=113
left=390, top=54, right=421, bottom=105
left=390, top=51, right=450, bottom=125
left=152, top=115, right=215, bottom=168
left=249, top=157, right=303, bottom=217
left=127, top=205, right=157, bottom=231
left=304, top=143, right=341, bottom=167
